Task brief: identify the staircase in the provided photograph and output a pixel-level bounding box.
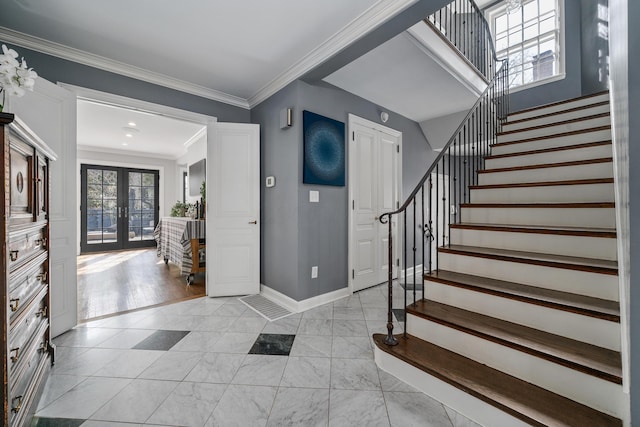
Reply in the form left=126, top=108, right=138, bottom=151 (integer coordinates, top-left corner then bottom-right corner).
left=374, top=91, right=626, bottom=426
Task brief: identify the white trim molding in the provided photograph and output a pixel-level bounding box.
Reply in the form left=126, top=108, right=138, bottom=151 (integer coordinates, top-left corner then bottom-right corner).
left=0, top=26, right=250, bottom=109
left=260, top=284, right=350, bottom=314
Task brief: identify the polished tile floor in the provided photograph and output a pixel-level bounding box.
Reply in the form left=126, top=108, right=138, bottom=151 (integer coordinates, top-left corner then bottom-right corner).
left=34, top=284, right=480, bottom=427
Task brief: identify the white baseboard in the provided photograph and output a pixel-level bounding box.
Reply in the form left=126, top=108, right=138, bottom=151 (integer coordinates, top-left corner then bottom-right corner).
left=260, top=284, right=350, bottom=313
left=401, top=264, right=424, bottom=282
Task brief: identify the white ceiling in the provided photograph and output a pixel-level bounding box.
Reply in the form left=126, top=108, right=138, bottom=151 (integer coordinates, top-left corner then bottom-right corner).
left=77, top=100, right=205, bottom=159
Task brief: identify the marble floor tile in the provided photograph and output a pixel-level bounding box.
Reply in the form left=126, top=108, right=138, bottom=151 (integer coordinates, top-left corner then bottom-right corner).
left=36, top=377, right=131, bottom=419
left=332, top=306, right=365, bottom=320
left=261, top=316, right=301, bottom=334
left=32, top=417, right=85, bottom=427
left=90, top=379, right=178, bottom=423
left=384, top=391, right=453, bottom=427
left=37, top=374, right=87, bottom=411
left=206, top=384, right=277, bottom=427
left=330, top=358, right=381, bottom=390
left=227, top=316, right=268, bottom=333
left=53, top=328, right=122, bottom=348
left=266, top=387, right=330, bottom=427
left=81, top=421, right=142, bottom=427
left=184, top=352, right=246, bottom=384
left=332, top=320, right=369, bottom=337
left=444, top=406, right=483, bottom=427
left=363, top=307, right=389, bottom=320
left=231, top=354, right=287, bottom=386
left=280, top=356, right=331, bottom=388
left=301, top=304, right=333, bottom=319
left=138, top=351, right=203, bottom=381
left=211, top=332, right=260, bottom=353
left=249, top=333, right=295, bottom=356
left=298, top=319, right=333, bottom=336
left=392, top=308, right=406, bottom=323
left=331, top=336, right=373, bottom=359
left=132, top=330, right=190, bottom=351
left=289, top=335, right=332, bottom=358
left=92, top=349, right=163, bottom=378
left=378, top=369, right=419, bottom=393
left=213, top=303, right=248, bottom=317
left=169, top=331, right=224, bottom=352
left=146, top=382, right=227, bottom=427
left=329, top=389, right=390, bottom=427
left=53, top=348, right=123, bottom=377
left=95, top=329, right=156, bottom=349
left=333, top=296, right=362, bottom=308
left=193, top=315, right=234, bottom=332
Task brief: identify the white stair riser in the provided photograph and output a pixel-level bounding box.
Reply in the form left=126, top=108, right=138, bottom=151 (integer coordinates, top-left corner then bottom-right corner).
left=492, top=129, right=611, bottom=156
left=375, top=349, right=532, bottom=427
left=470, top=183, right=615, bottom=204
left=498, top=115, right=611, bottom=144
left=485, top=144, right=612, bottom=169
left=461, top=206, right=616, bottom=228
left=421, top=281, right=620, bottom=350
left=437, top=252, right=619, bottom=301
left=508, top=94, right=610, bottom=121
left=503, top=103, right=610, bottom=132
left=407, top=315, right=625, bottom=418
left=478, top=162, right=613, bottom=186
left=449, top=229, right=617, bottom=261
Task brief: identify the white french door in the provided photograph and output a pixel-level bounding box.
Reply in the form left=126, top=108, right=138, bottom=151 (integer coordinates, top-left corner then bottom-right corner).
left=207, top=122, right=260, bottom=297
left=9, top=78, right=78, bottom=337
left=349, top=115, right=401, bottom=292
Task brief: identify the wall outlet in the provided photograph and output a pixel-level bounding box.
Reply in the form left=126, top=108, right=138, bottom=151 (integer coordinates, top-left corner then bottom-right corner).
left=311, top=266, right=318, bottom=278
left=310, top=190, right=319, bottom=203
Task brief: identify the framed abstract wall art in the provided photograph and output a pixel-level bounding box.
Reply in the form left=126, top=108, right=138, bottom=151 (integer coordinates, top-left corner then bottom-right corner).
left=303, top=110, right=345, bottom=186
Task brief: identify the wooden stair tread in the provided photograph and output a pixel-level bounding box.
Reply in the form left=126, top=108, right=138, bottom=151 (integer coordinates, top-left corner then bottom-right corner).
left=470, top=177, right=613, bottom=190
left=486, top=140, right=611, bottom=160
left=509, top=91, right=608, bottom=117
left=439, top=244, right=618, bottom=274
left=424, top=269, right=619, bottom=321
left=492, top=125, right=611, bottom=147
left=407, top=299, right=621, bottom=383
left=373, top=333, right=622, bottom=427
left=498, top=112, right=610, bottom=136
left=450, top=223, right=616, bottom=238
left=478, top=157, right=612, bottom=174
left=461, top=202, right=614, bottom=208
left=505, top=101, right=610, bottom=126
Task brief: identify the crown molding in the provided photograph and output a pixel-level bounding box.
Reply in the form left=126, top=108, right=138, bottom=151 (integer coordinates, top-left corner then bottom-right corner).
left=77, top=144, right=182, bottom=160
left=247, top=0, right=417, bottom=108
left=0, top=27, right=250, bottom=109
left=183, top=126, right=207, bottom=149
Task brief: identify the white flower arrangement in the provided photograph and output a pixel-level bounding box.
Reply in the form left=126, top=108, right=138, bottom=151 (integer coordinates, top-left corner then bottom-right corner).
left=0, top=44, right=38, bottom=112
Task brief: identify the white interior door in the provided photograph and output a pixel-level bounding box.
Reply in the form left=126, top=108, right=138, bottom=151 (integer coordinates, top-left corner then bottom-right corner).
left=206, top=122, right=260, bottom=297
left=9, top=78, right=77, bottom=337
left=350, top=115, right=401, bottom=292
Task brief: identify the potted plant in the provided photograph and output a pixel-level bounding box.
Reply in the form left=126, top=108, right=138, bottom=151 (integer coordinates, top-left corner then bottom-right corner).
left=170, top=201, right=193, bottom=217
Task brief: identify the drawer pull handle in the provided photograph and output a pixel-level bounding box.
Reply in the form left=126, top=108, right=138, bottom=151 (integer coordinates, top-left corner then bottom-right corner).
left=9, top=298, right=19, bottom=312
left=36, top=306, right=48, bottom=318
left=10, top=250, right=19, bottom=261
left=10, top=347, right=19, bottom=363
left=37, top=272, right=48, bottom=282
left=11, top=395, right=23, bottom=413
left=35, top=237, right=48, bottom=247
left=39, top=341, right=49, bottom=354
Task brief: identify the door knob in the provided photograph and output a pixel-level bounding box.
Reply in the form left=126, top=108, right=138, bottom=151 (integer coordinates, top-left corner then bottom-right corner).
left=248, top=220, right=257, bottom=224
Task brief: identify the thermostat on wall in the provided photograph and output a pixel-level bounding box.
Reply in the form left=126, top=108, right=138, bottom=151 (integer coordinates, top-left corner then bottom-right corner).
left=266, top=176, right=276, bottom=188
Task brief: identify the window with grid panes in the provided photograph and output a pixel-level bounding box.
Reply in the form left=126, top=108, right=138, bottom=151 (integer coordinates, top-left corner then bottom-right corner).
left=488, top=0, right=563, bottom=89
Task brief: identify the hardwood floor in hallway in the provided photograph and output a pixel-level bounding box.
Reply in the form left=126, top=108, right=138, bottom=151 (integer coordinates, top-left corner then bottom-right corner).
left=78, top=248, right=205, bottom=322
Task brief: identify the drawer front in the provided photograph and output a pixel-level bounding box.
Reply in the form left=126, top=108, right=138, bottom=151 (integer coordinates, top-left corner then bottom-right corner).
left=8, top=295, right=48, bottom=378
left=8, top=256, right=47, bottom=325
left=8, top=227, right=46, bottom=272
left=8, top=138, right=35, bottom=225
left=9, top=329, right=49, bottom=427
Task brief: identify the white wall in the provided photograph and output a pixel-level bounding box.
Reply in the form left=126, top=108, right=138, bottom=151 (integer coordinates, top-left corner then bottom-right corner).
left=176, top=132, right=207, bottom=204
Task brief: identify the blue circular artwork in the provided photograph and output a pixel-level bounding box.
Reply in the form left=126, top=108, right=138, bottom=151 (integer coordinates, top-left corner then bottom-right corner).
left=303, top=111, right=345, bottom=186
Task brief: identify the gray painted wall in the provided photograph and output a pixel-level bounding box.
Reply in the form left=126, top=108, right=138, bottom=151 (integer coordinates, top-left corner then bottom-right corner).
left=251, top=80, right=435, bottom=301
left=580, top=0, right=609, bottom=95
left=0, top=42, right=250, bottom=123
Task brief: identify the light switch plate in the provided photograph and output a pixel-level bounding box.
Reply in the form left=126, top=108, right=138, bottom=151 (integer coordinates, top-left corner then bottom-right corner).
left=311, top=266, right=318, bottom=278
left=266, top=176, right=275, bottom=187
left=309, top=190, right=319, bottom=203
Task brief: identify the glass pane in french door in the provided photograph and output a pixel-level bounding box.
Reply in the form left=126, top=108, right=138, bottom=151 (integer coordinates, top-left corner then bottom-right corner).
left=127, top=170, right=158, bottom=242
left=86, top=167, right=119, bottom=245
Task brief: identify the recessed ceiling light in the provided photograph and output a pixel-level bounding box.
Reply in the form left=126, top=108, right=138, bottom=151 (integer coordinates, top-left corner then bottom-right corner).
left=122, top=142, right=128, bottom=146
left=128, top=122, right=137, bottom=127
left=125, top=133, right=133, bottom=138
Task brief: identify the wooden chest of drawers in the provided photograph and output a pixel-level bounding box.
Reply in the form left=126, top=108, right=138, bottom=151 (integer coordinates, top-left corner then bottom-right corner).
left=1, top=112, right=57, bottom=427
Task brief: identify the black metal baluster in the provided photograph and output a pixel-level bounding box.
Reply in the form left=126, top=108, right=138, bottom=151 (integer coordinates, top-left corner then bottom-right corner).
left=435, top=163, right=439, bottom=271
left=428, top=175, right=433, bottom=274
left=385, top=217, right=397, bottom=346
left=421, top=185, right=425, bottom=302
left=412, top=198, right=416, bottom=306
